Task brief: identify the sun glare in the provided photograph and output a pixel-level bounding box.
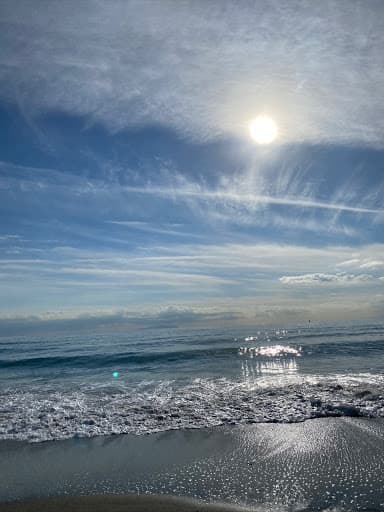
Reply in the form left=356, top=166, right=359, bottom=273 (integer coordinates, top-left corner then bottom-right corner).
left=249, top=116, right=278, bottom=144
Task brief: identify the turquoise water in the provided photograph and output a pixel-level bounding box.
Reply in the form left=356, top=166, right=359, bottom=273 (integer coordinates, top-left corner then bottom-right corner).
left=1, top=323, right=384, bottom=441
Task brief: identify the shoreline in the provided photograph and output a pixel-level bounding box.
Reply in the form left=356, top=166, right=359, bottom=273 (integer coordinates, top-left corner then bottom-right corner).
left=3, top=376, right=384, bottom=444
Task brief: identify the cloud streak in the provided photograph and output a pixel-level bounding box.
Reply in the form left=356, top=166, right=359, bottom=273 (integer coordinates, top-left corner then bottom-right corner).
left=118, top=185, right=384, bottom=215
left=107, top=221, right=201, bottom=238
left=279, top=272, right=375, bottom=286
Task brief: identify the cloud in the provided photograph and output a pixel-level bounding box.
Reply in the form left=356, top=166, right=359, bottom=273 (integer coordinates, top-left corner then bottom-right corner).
left=1, top=1, right=384, bottom=146
left=279, top=272, right=373, bottom=285
left=0, top=306, right=244, bottom=336
left=0, top=235, right=23, bottom=241
left=115, top=184, right=384, bottom=215
left=2, top=240, right=384, bottom=320
left=1, top=291, right=384, bottom=336
left=1, top=3, right=384, bottom=330
left=107, top=220, right=200, bottom=238
left=359, top=260, right=384, bottom=270
left=336, top=258, right=361, bottom=268
left=4, top=241, right=384, bottom=284
left=4, top=159, right=382, bottom=256
left=58, top=266, right=235, bottom=288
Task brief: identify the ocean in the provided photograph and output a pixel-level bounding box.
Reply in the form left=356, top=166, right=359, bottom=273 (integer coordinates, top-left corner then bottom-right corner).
left=1, top=322, right=384, bottom=443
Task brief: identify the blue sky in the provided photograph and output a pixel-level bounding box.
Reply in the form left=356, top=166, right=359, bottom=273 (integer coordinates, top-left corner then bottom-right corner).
left=1, top=0, right=384, bottom=334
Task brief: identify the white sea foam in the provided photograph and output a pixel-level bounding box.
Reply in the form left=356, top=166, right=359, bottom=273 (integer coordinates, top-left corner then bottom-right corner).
left=1, top=373, right=384, bottom=443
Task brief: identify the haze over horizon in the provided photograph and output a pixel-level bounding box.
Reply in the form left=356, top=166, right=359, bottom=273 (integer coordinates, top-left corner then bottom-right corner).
left=1, top=0, right=384, bottom=335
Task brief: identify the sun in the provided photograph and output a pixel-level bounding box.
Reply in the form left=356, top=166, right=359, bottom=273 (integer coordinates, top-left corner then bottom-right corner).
left=249, top=116, right=278, bottom=144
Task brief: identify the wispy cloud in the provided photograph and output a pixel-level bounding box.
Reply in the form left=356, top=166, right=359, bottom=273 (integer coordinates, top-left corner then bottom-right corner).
left=336, top=258, right=384, bottom=270
left=1, top=1, right=384, bottom=146
left=0, top=235, right=23, bottom=241
left=4, top=159, right=382, bottom=251
left=107, top=220, right=199, bottom=238
left=279, top=272, right=374, bottom=286
left=118, top=184, right=384, bottom=215
left=58, top=266, right=234, bottom=288
left=336, top=258, right=361, bottom=268
left=359, top=260, right=384, bottom=270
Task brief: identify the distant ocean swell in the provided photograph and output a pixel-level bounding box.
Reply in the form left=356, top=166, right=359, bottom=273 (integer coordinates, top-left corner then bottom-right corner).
left=1, top=339, right=384, bottom=370
left=0, top=346, right=239, bottom=369
left=1, top=374, right=384, bottom=443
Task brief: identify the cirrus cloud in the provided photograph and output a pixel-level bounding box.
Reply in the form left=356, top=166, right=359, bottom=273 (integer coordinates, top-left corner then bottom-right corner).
left=1, top=0, right=384, bottom=146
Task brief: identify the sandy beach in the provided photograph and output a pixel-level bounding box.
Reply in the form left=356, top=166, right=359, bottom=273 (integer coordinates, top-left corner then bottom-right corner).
left=0, top=494, right=253, bottom=512
left=1, top=418, right=384, bottom=511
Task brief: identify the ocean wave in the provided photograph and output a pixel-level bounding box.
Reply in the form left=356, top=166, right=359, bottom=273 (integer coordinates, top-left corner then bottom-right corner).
left=1, top=373, right=384, bottom=443
left=2, top=337, right=383, bottom=372
left=0, top=346, right=239, bottom=369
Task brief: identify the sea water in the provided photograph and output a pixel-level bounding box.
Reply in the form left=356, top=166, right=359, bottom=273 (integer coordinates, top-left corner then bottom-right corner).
left=1, top=322, right=384, bottom=442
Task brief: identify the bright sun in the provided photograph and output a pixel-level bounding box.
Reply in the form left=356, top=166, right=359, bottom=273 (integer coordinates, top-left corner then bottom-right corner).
left=249, top=116, right=278, bottom=144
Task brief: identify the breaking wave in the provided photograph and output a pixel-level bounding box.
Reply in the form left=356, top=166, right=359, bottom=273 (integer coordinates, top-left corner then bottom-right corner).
left=1, top=373, right=384, bottom=443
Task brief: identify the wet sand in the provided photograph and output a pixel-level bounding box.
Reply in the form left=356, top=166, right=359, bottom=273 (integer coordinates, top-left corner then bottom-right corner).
left=1, top=418, right=384, bottom=511
left=0, top=494, right=252, bottom=512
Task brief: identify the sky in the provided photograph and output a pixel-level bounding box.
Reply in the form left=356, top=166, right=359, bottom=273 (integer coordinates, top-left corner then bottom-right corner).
left=0, top=0, right=384, bottom=335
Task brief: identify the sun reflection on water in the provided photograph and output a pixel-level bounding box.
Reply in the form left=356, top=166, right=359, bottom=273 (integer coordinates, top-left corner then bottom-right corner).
left=239, top=345, right=302, bottom=357
left=239, top=343, right=301, bottom=380
left=241, top=358, right=298, bottom=380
